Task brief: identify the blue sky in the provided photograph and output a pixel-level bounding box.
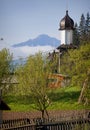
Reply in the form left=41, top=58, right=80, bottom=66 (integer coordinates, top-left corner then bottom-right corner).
left=0, top=0, right=90, bottom=59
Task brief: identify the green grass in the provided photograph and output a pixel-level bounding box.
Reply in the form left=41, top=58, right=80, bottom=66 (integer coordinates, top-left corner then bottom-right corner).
left=3, top=86, right=90, bottom=111
left=3, top=95, right=35, bottom=111
left=48, top=86, right=90, bottom=110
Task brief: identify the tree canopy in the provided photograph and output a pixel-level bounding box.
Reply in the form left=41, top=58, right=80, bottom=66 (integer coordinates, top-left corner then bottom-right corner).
left=0, top=49, right=13, bottom=94
left=16, top=53, right=54, bottom=118
left=60, top=43, right=90, bottom=104
left=73, top=12, right=90, bottom=45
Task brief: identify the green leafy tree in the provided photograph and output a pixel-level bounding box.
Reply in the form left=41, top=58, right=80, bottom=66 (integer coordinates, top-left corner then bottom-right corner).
left=61, top=43, right=90, bottom=104
left=16, top=53, right=54, bottom=119
left=48, top=50, right=59, bottom=73
left=0, top=49, right=13, bottom=94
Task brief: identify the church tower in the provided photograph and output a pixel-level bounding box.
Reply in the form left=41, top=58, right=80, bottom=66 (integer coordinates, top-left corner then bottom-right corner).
left=59, top=10, right=74, bottom=45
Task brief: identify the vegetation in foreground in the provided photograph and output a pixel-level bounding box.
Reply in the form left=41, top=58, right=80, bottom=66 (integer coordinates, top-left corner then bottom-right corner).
left=3, top=86, right=90, bottom=111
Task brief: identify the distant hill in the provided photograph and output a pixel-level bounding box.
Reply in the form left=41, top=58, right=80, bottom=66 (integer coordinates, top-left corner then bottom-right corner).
left=12, top=34, right=60, bottom=48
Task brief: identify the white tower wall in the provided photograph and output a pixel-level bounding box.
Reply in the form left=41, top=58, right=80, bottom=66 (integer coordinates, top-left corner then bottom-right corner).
left=60, top=30, right=65, bottom=44
left=60, top=30, right=73, bottom=45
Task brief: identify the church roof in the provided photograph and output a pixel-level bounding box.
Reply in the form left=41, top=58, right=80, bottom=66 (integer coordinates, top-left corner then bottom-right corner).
left=59, top=10, right=74, bottom=30
left=57, top=44, right=78, bottom=52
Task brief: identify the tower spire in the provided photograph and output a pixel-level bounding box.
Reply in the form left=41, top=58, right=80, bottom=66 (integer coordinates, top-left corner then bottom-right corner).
left=66, top=10, right=68, bottom=15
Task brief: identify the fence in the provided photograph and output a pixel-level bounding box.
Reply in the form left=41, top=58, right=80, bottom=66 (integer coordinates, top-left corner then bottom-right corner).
left=0, top=117, right=90, bottom=130
left=0, top=110, right=90, bottom=130
left=42, top=119, right=90, bottom=130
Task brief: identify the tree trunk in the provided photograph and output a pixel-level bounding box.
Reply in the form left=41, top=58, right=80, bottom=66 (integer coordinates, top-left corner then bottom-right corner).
left=41, top=110, right=45, bottom=119
left=78, top=77, right=88, bottom=104
left=41, top=109, right=49, bottom=121
left=45, top=109, right=49, bottom=120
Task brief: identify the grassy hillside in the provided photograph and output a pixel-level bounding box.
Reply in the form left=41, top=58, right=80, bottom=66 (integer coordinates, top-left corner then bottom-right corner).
left=3, top=86, right=90, bottom=111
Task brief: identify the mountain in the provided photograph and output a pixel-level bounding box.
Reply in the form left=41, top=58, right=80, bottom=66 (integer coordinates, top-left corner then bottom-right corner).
left=12, top=34, right=60, bottom=48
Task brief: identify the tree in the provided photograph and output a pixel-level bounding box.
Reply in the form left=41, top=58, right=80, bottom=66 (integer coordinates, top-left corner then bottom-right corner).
left=73, top=23, right=80, bottom=46
left=78, top=68, right=90, bottom=105
left=16, top=53, right=53, bottom=119
left=0, top=49, right=13, bottom=94
left=60, top=43, right=90, bottom=104
left=79, top=13, right=90, bottom=44
left=85, top=12, right=90, bottom=42
left=79, top=14, right=86, bottom=43
left=48, top=50, right=59, bottom=73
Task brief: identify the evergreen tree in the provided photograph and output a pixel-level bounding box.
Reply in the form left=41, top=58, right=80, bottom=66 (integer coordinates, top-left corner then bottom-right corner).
left=79, top=13, right=90, bottom=43
left=85, top=12, right=90, bottom=42
left=73, top=23, right=80, bottom=45
left=79, top=14, right=86, bottom=43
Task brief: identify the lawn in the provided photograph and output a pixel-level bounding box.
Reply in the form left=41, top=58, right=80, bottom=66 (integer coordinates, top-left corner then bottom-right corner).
left=3, top=86, right=90, bottom=111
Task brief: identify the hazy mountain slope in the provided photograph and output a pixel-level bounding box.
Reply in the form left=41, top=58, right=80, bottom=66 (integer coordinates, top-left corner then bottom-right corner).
left=12, top=34, right=60, bottom=47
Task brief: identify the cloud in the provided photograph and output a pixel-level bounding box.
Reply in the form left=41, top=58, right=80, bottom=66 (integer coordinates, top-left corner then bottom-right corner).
left=10, top=45, right=55, bottom=59
left=0, top=41, right=56, bottom=59
left=21, top=46, right=55, bottom=54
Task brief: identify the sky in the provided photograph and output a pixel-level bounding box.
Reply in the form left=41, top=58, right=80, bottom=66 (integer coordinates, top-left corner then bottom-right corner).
left=0, top=0, right=90, bottom=59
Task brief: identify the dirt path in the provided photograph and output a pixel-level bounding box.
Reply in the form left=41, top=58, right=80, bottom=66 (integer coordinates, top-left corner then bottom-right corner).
left=2, top=110, right=89, bottom=120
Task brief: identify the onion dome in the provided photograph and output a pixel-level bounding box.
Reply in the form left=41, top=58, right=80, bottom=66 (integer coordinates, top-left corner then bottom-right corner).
left=59, top=10, right=74, bottom=30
